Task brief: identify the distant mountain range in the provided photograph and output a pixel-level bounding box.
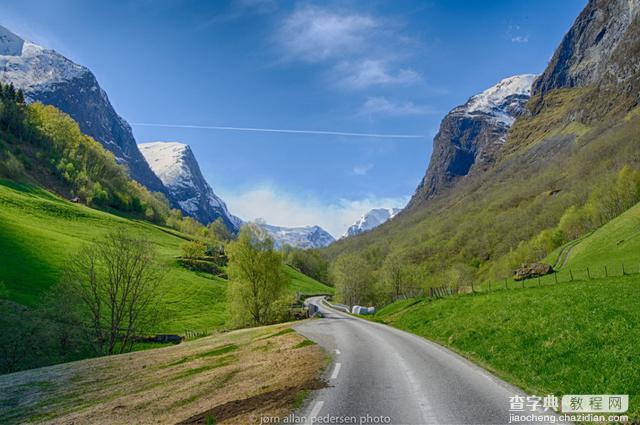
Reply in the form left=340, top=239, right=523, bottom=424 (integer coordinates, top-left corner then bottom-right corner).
left=344, top=208, right=401, bottom=237
left=254, top=222, right=335, bottom=249
left=139, top=142, right=241, bottom=231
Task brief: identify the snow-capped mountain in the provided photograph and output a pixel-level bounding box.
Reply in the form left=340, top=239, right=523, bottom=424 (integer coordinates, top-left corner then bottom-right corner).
left=253, top=222, right=335, bottom=249
left=0, top=25, right=166, bottom=194
left=409, top=74, right=536, bottom=207
left=343, top=208, right=401, bottom=238
left=139, top=142, right=241, bottom=231
left=453, top=74, right=537, bottom=126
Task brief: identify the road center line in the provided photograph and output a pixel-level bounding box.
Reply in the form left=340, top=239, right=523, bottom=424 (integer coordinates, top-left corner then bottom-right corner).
left=330, top=362, right=342, bottom=379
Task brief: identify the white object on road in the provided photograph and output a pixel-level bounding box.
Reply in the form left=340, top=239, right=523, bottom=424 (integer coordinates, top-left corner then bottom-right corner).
left=351, top=305, right=376, bottom=315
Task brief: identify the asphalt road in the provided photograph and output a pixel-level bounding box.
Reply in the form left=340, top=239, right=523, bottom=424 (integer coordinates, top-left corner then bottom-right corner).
left=294, top=297, right=555, bottom=425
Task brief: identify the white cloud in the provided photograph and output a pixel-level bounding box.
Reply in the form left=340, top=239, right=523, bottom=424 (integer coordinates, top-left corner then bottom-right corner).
left=219, top=184, right=408, bottom=238
left=359, top=96, right=435, bottom=116
left=352, top=163, right=373, bottom=176
left=511, top=35, right=529, bottom=43
left=277, top=5, right=377, bottom=62
left=275, top=5, right=421, bottom=90
left=337, top=59, right=421, bottom=89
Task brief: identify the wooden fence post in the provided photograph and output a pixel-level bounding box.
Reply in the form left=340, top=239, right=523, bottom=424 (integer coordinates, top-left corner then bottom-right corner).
left=622, top=263, right=626, bottom=275
left=605, top=265, right=608, bottom=277
left=587, top=267, right=591, bottom=280
left=489, top=280, right=491, bottom=293
left=570, top=269, right=574, bottom=281
left=554, top=272, right=558, bottom=284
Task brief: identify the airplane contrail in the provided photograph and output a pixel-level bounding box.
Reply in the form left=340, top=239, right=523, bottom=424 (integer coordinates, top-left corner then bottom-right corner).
left=131, top=122, right=424, bottom=139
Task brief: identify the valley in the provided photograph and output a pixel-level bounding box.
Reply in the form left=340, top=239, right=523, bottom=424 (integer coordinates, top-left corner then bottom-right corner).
left=1, top=0, right=640, bottom=424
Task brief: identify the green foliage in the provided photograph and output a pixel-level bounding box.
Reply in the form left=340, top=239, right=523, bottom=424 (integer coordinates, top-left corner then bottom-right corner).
left=226, top=225, right=290, bottom=327
left=0, top=84, right=170, bottom=224
left=181, top=240, right=207, bottom=259
left=208, top=217, right=233, bottom=242
left=330, top=252, right=375, bottom=306
left=285, top=247, right=330, bottom=284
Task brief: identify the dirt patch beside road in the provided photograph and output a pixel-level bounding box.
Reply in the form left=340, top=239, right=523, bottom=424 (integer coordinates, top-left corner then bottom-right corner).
left=0, top=323, right=327, bottom=425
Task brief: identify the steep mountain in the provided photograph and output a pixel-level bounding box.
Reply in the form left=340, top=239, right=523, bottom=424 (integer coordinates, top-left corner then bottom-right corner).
left=409, top=74, right=536, bottom=207
left=254, top=223, right=335, bottom=249
left=139, top=142, right=241, bottom=231
left=532, top=0, right=640, bottom=96
left=324, top=0, right=640, bottom=287
left=343, top=208, right=401, bottom=238
left=0, top=25, right=166, bottom=193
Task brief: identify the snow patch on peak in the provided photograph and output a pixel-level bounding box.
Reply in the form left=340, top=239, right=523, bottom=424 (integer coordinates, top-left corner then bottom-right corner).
left=0, top=25, right=87, bottom=91
left=344, top=207, right=401, bottom=238
left=455, top=74, right=537, bottom=125
left=139, top=141, right=240, bottom=231
left=253, top=222, right=335, bottom=249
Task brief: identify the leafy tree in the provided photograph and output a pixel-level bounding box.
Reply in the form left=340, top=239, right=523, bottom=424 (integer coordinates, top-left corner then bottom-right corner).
left=208, top=217, right=233, bottom=242
left=181, top=240, right=207, bottom=259
left=331, top=253, right=374, bottom=306
left=226, top=225, right=288, bottom=327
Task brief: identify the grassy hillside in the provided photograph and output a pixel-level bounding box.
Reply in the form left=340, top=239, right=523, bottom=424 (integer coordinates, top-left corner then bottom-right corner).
left=285, top=265, right=334, bottom=296
left=0, top=179, right=227, bottom=332
left=0, top=323, right=326, bottom=425
left=561, top=201, right=640, bottom=274
left=0, top=179, right=332, bottom=333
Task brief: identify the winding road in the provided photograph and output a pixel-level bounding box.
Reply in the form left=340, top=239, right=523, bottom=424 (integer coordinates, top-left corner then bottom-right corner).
left=294, top=297, right=554, bottom=425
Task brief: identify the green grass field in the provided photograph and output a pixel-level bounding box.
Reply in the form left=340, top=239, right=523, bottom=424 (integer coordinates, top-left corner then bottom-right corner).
left=376, top=276, right=640, bottom=418
left=0, top=179, right=331, bottom=334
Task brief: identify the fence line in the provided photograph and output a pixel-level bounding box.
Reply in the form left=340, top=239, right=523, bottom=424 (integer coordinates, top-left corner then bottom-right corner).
left=427, top=261, right=640, bottom=300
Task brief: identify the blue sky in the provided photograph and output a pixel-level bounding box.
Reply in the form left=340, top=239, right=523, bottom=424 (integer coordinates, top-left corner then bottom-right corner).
left=1, top=0, right=586, bottom=236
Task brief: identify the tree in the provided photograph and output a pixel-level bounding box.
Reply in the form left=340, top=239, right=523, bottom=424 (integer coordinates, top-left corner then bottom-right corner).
left=331, top=253, right=374, bottom=306
left=382, top=252, right=408, bottom=300
left=181, top=240, right=206, bottom=259
left=208, top=217, right=233, bottom=242
left=63, top=229, right=164, bottom=355
left=226, top=225, right=288, bottom=327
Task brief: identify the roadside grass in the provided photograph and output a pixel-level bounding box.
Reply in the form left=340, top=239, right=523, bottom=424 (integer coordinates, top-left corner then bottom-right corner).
left=376, top=275, right=640, bottom=419
left=0, top=323, right=326, bottom=425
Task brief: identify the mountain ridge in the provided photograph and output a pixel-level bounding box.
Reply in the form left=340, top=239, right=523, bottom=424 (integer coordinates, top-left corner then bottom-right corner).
left=139, top=141, right=241, bottom=231
left=408, top=74, right=536, bottom=207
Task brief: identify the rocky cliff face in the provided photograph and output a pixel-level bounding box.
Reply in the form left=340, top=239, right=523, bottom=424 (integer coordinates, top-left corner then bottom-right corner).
left=343, top=208, right=400, bottom=238
left=409, top=75, right=536, bottom=207
left=532, top=0, right=640, bottom=96
left=254, top=223, right=335, bottom=249
left=139, top=142, right=241, bottom=231
left=0, top=25, right=166, bottom=194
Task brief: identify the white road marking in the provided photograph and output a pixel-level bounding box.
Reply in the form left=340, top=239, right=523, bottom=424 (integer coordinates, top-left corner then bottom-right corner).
left=306, top=400, right=324, bottom=424
left=330, top=362, right=342, bottom=379
left=335, top=349, right=341, bottom=355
